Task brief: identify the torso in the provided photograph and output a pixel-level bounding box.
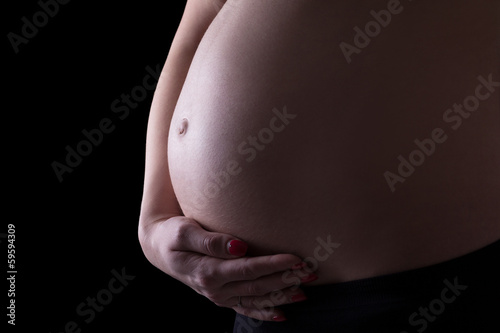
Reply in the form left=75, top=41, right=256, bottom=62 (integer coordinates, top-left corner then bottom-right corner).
left=168, top=0, right=500, bottom=284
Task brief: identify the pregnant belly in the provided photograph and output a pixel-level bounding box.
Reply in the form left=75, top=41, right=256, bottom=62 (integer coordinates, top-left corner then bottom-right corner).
left=168, top=2, right=375, bottom=259
left=167, top=0, right=500, bottom=283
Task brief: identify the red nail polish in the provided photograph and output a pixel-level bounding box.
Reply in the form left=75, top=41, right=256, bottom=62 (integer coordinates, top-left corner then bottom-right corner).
left=291, top=293, right=307, bottom=303
left=228, top=240, right=248, bottom=256
left=272, top=315, right=287, bottom=322
left=300, top=274, right=318, bottom=284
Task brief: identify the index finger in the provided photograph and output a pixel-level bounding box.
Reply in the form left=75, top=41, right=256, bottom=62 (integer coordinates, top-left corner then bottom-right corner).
left=218, top=253, right=303, bottom=282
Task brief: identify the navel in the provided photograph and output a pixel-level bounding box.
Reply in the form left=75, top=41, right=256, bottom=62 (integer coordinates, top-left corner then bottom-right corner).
left=178, top=118, right=189, bottom=136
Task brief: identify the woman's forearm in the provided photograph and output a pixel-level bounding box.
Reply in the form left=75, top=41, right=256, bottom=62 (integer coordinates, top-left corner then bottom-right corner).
left=139, top=0, right=224, bottom=240
left=139, top=45, right=196, bottom=228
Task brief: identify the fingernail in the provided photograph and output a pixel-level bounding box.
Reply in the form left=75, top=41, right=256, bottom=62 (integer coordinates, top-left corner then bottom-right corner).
left=291, top=262, right=306, bottom=270
left=272, top=315, right=287, bottom=322
left=300, top=274, right=318, bottom=284
left=228, top=240, right=248, bottom=256
left=291, top=293, right=307, bottom=303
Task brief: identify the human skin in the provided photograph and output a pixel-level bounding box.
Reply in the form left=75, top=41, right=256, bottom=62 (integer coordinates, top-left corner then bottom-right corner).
left=139, top=0, right=316, bottom=322
left=140, top=0, right=500, bottom=322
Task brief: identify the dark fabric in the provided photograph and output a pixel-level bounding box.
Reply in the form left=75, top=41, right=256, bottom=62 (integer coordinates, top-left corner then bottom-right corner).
left=234, top=239, right=500, bottom=333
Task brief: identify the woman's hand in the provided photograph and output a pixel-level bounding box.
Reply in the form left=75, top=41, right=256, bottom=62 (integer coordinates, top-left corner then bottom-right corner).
left=139, top=216, right=316, bottom=321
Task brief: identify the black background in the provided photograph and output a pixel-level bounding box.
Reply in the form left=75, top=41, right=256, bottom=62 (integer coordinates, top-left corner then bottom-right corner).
left=5, top=1, right=235, bottom=332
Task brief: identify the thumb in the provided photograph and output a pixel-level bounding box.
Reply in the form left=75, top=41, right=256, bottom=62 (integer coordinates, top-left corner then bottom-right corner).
left=175, top=218, right=248, bottom=258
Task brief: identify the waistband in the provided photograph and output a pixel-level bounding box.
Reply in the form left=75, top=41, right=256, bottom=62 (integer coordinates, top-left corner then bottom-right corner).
left=299, top=238, right=500, bottom=308
left=234, top=239, right=500, bottom=333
